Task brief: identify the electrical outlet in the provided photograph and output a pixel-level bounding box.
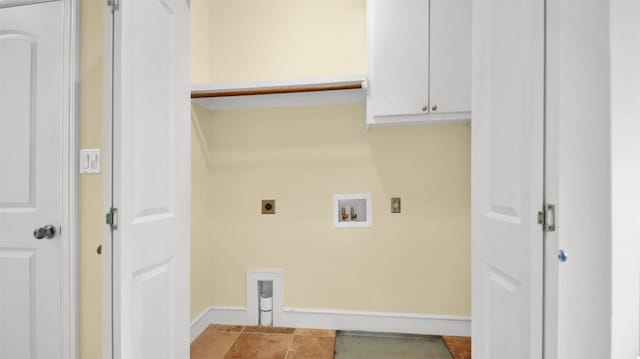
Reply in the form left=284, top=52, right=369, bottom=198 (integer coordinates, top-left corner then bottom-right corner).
left=391, top=197, right=401, bottom=213
left=262, top=200, right=275, bottom=214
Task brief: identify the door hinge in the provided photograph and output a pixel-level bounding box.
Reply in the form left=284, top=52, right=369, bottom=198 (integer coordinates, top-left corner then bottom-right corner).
left=538, top=204, right=556, bottom=232
left=106, top=207, right=118, bottom=230
left=107, top=0, right=120, bottom=12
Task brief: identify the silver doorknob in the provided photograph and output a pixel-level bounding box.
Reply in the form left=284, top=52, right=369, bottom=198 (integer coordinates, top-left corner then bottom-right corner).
left=33, top=225, right=56, bottom=240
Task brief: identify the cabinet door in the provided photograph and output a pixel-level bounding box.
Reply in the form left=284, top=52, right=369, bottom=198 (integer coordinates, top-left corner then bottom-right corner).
left=430, top=0, right=471, bottom=113
left=369, top=0, right=429, bottom=117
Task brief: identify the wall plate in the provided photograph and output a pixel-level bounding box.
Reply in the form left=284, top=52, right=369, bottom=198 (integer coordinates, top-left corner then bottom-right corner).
left=262, top=199, right=275, bottom=214
left=80, top=149, right=101, bottom=174
left=391, top=197, right=401, bottom=213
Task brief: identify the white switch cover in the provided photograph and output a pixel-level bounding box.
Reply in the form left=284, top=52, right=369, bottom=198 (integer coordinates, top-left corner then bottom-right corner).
left=80, top=149, right=101, bottom=174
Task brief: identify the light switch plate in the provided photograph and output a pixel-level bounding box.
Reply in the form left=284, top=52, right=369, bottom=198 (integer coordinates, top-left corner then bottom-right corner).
left=80, top=149, right=101, bottom=174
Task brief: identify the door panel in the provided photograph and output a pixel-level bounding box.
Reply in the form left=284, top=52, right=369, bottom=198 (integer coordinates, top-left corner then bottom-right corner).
left=0, top=2, right=64, bottom=358
left=131, top=0, right=176, bottom=221
left=112, top=0, right=190, bottom=358
left=0, top=34, right=36, bottom=206
left=0, top=249, right=36, bottom=358
left=471, top=0, right=544, bottom=358
left=132, top=260, right=173, bottom=359
left=486, top=266, right=522, bottom=357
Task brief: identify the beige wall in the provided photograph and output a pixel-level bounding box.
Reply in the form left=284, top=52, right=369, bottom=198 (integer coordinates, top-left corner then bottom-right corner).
left=79, top=0, right=104, bottom=358
left=191, top=109, right=215, bottom=319
left=192, top=105, right=471, bottom=316
left=192, top=0, right=366, bottom=84
left=191, top=0, right=471, bottom=318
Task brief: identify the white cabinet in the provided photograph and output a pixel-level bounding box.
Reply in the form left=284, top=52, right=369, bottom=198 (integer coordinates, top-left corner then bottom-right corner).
left=367, top=0, right=471, bottom=125
left=368, top=0, right=430, bottom=117
left=430, top=0, right=472, bottom=114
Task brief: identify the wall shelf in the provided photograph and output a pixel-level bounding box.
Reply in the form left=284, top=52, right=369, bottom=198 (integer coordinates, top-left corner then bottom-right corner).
left=191, top=75, right=367, bottom=111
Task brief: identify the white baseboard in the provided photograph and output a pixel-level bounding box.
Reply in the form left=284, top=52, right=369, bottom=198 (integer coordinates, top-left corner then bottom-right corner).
left=282, top=307, right=470, bottom=337
left=190, top=306, right=246, bottom=341
left=191, top=306, right=470, bottom=342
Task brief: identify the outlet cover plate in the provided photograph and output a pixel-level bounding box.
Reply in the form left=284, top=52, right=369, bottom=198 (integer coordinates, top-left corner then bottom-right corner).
left=262, top=200, right=275, bottom=214
left=391, top=197, right=401, bottom=213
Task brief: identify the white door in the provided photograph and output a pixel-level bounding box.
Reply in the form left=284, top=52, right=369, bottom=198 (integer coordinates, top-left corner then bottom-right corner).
left=368, top=0, right=429, bottom=117
left=0, top=2, right=65, bottom=358
left=110, top=0, right=191, bottom=358
left=471, top=0, right=544, bottom=358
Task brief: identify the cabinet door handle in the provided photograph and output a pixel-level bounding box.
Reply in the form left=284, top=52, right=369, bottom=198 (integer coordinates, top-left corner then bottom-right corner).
left=431, top=104, right=438, bottom=111
left=422, top=106, right=428, bottom=112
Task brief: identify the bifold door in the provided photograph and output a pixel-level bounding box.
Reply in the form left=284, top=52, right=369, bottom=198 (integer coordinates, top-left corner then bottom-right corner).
left=108, top=0, right=191, bottom=358
left=471, top=0, right=545, bottom=358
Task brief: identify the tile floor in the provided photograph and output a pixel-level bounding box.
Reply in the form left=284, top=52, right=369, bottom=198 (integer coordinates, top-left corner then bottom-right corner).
left=190, top=325, right=335, bottom=359
left=191, top=325, right=472, bottom=359
left=442, top=336, right=472, bottom=359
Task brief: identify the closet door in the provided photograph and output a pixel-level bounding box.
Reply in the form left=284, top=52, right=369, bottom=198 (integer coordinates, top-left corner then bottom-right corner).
left=110, top=0, right=191, bottom=358
left=368, top=0, right=429, bottom=117
left=471, top=0, right=544, bottom=358
left=0, top=2, right=65, bottom=358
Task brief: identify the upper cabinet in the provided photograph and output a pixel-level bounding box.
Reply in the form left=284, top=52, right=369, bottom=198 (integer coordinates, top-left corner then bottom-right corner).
left=430, top=0, right=472, bottom=114
left=368, top=0, right=430, bottom=118
left=367, top=0, right=471, bottom=126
